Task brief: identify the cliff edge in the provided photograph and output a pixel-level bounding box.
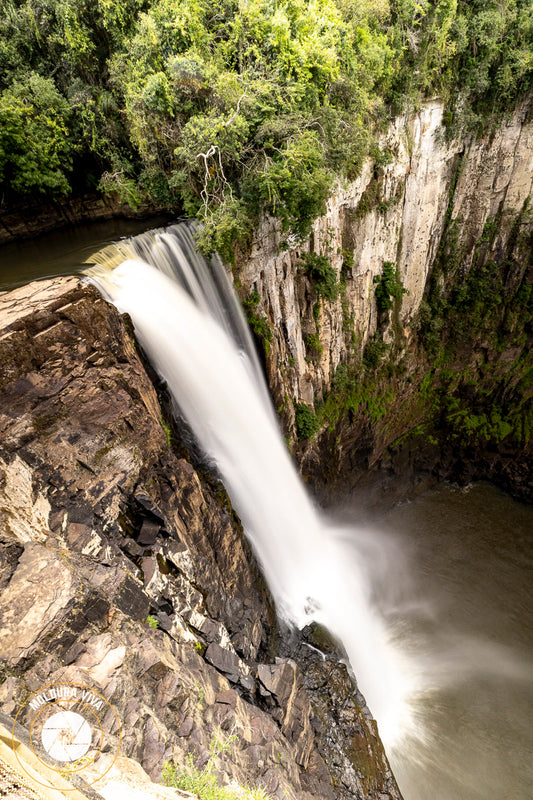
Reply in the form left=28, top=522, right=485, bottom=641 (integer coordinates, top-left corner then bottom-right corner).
left=0, top=277, right=402, bottom=800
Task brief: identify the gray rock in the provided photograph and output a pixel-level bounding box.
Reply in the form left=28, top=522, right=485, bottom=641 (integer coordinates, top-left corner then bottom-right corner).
left=204, top=644, right=240, bottom=682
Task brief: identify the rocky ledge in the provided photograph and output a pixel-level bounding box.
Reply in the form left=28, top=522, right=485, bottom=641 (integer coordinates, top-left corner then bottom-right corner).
left=0, top=277, right=402, bottom=799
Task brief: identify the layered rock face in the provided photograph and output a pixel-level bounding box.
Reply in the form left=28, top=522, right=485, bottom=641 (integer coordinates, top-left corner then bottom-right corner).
left=242, top=99, right=533, bottom=403
left=241, top=101, right=453, bottom=405
left=1, top=94, right=531, bottom=800
left=0, top=278, right=401, bottom=800
left=0, top=195, right=161, bottom=245
left=238, top=99, right=533, bottom=497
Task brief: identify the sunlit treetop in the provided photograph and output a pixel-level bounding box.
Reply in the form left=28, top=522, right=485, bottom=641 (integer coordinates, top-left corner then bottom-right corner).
left=0, top=0, right=532, bottom=257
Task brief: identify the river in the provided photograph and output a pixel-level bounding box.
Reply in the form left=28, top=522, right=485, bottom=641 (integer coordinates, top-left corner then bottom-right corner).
left=353, top=482, right=533, bottom=800
left=0, top=215, right=170, bottom=290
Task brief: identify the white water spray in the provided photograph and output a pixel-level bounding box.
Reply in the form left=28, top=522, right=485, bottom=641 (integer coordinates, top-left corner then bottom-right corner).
left=87, top=223, right=419, bottom=747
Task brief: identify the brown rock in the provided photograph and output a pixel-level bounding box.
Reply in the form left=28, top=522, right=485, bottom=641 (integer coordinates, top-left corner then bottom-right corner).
left=0, top=543, right=75, bottom=667
left=0, top=277, right=403, bottom=800
left=204, top=644, right=241, bottom=682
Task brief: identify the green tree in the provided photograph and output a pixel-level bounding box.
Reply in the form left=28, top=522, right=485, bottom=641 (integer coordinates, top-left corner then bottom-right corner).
left=0, top=0, right=532, bottom=250
left=0, top=72, right=72, bottom=195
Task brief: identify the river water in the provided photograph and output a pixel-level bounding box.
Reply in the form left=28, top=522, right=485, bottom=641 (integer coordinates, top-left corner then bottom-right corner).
left=1, top=222, right=531, bottom=800
left=353, top=482, right=533, bottom=800
left=0, top=215, right=170, bottom=290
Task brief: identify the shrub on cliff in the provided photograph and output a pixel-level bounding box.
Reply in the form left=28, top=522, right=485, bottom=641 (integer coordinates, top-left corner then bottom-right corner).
left=162, top=728, right=273, bottom=799
left=299, top=252, right=339, bottom=302
left=373, top=262, right=407, bottom=312
left=294, top=402, right=319, bottom=440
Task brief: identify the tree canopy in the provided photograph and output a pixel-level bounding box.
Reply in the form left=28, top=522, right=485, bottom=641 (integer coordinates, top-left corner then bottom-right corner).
left=1, top=0, right=532, bottom=256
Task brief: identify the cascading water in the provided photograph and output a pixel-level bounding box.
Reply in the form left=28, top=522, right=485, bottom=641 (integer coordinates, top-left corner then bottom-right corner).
left=0, top=212, right=528, bottom=798
left=86, top=221, right=418, bottom=749
left=85, top=221, right=533, bottom=799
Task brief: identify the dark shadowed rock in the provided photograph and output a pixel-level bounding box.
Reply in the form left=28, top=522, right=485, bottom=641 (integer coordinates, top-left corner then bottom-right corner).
left=205, top=644, right=241, bottom=683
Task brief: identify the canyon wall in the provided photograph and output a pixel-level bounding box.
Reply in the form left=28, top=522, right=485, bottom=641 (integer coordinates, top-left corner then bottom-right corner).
left=241, top=98, right=532, bottom=401
left=238, top=98, right=533, bottom=497
left=1, top=95, right=532, bottom=800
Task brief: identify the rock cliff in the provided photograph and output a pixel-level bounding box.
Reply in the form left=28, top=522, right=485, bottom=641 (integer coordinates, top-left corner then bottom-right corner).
left=237, top=98, right=533, bottom=500
left=0, top=278, right=402, bottom=800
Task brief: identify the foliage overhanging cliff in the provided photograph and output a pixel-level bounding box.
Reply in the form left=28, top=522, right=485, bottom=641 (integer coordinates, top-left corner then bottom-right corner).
left=231, top=97, right=533, bottom=502
left=1, top=0, right=533, bottom=257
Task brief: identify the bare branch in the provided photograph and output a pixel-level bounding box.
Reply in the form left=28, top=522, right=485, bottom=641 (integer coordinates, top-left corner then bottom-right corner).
left=194, top=91, right=247, bottom=215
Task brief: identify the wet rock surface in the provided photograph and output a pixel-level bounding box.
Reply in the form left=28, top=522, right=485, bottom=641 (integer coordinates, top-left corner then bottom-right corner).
left=0, top=278, right=402, bottom=799
left=278, top=626, right=400, bottom=800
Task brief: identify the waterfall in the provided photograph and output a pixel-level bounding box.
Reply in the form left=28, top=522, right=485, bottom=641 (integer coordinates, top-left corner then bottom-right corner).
left=86, top=221, right=418, bottom=748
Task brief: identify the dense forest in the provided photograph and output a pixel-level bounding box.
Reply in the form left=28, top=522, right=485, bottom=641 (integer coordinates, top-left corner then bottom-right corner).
left=1, top=0, right=532, bottom=256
